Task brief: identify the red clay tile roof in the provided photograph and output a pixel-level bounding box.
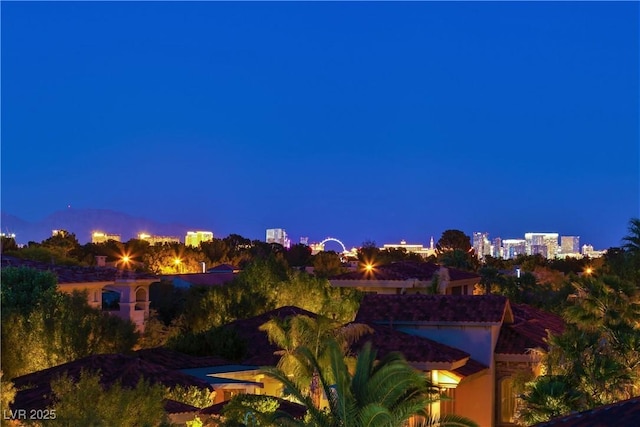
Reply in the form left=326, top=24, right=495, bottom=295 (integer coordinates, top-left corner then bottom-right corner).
left=1, top=256, right=157, bottom=283
left=200, top=397, right=307, bottom=419
left=221, top=306, right=319, bottom=366
left=352, top=323, right=472, bottom=364
left=533, top=396, right=640, bottom=427
left=355, top=294, right=510, bottom=324
left=452, top=358, right=488, bottom=378
left=11, top=354, right=213, bottom=412
left=135, top=347, right=229, bottom=370
left=331, top=261, right=479, bottom=282
left=164, top=399, right=200, bottom=414
left=495, top=304, right=565, bottom=355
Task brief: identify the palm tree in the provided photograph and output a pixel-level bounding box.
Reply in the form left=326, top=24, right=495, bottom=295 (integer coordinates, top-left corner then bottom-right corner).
left=259, top=315, right=372, bottom=390
left=516, top=375, right=583, bottom=426
left=622, top=218, right=640, bottom=253
left=262, top=339, right=478, bottom=427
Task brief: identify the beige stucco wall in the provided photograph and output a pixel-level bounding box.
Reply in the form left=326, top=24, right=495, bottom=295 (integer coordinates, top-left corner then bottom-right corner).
left=455, top=372, right=495, bottom=427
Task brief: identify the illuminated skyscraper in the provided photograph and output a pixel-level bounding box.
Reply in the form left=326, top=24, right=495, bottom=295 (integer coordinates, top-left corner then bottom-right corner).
left=266, top=228, right=290, bottom=249
left=92, top=231, right=121, bottom=243
left=472, top=232, right=491, bottom=260
left=492, top=237, right=502, bottom=258
left=502, top=239, right=527, bottom=259
left=524, top=233, right=559, bottom=259
left=138, top=233, right=181, bottom=246
left=560, top=236, right=580, bottom=254
left=185, top=231, right=213, bottom=247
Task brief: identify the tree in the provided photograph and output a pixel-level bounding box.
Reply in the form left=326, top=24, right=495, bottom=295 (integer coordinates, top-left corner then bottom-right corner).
left=49, top=370, right=168, bottom=427
left=286, top=244, right=313, bottom=268
left=263, top=340, right=478, bottom=427
left=622, top=218, right=640, bottom=253
left=143, top=243, right=208, bottom=274
left=41, top=230, right=81, bottom=259
left=200, top=238, right=231, bottom=265
left=312, top=251, right=344, bottom=278
left=259, top=315, right=372, bottom=391
left=0, top=235, right=18, bottom=253
left=166, top=385, right=213, bottom=409
left=1, top=267, right=138, bottom=379
left=436, top=230, right=472, bottom=254
left=517, top=275, right=640, bottom=424
left=436, top=231, right=476, bottom=271
left=516, top=376, right=583, bottom=425
left=220, top=394, right=280, bottom=427
left=0, top=372, right=16, bottom=427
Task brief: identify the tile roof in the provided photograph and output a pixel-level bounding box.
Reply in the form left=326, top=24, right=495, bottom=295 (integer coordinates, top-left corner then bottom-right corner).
left=11, top=354, right=213, bottom=412
left=352, top=323, right=471, bottom=364
left=495, top=304, right=565, bottom=355
left=331, top=261, right=479, bottom=282
left=355, top=294, right=510, bottom=324
left=1, top=255, right=156, bottom=283
left=164, top=399, right=200, bottom=414
left=135, top=347, right=229, bottom=370
left=452, top=358, right=488, bottom=378
left=533, top=396, right=640, bottom=427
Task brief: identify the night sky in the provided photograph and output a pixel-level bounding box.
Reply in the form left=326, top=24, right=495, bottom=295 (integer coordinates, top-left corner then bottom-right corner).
left=2, top=2, right=638, bottom=249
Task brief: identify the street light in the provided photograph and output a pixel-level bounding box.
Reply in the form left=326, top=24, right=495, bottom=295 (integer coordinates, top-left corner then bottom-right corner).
left=173, top=258, right=183, bottom=273
left=120, top=254, right=131, bottom=269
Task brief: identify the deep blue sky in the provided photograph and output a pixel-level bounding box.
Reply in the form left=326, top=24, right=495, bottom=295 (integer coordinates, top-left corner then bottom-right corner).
left=2, top=2, right=638, bottom=249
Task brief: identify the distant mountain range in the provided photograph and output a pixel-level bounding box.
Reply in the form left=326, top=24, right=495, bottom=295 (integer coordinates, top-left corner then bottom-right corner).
left=0, top=209, right=193, bottom=244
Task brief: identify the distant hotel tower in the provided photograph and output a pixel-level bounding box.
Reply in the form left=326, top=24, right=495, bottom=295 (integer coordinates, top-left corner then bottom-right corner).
left=266, top=228, right=290, bottom=249
left=138, top=233, right=181, bottom=246
left=524, top=232, right=559, bottom=259
left=560, top=236, right=580, bottom=254
left=472, top=232, right=491, bottom=260
left=92, top=231, right=121, bottom=243
left=185, top=231, right=214, bottom=247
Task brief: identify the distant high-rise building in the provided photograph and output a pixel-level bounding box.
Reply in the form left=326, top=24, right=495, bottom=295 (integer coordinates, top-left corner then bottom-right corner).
left=138, top=233, right=181, bottom=246
left=560, top=236, right=580, bottom=254
left=299, top=237, right=309, bottom=245
left=492, top=237, right=502, bottom=258
left=92, top=231, right=121, bottom=244
left=472, top=232, right=491, bottom=260
left=524, top=233, right=559, bottom=259
left=581, top=244, right=606, bottom=258
left=502, top=239, right=527, bottom=259
left=266, top=228, right=290, bottom=249
left=185, top=231, right=213, bottom=247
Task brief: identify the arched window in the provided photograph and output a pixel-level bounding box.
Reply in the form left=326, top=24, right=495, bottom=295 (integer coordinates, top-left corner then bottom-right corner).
left=102, top=290, right=120, bottom=311
left=135, top=288, right=147, bottom=311
left=500, top=377, right=516, bottom=423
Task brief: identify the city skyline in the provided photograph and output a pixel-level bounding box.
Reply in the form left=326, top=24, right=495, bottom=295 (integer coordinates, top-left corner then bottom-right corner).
left=2, top=2, right=638, bottom=251
left=0, top=206, right=612, bottom=253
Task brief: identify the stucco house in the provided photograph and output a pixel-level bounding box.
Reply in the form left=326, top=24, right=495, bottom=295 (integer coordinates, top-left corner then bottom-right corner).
left=1, top=256, right=155, bottom=332
left=330, top=261, right=481, bottom=295
left=355, top=294, right=565, bottom=426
